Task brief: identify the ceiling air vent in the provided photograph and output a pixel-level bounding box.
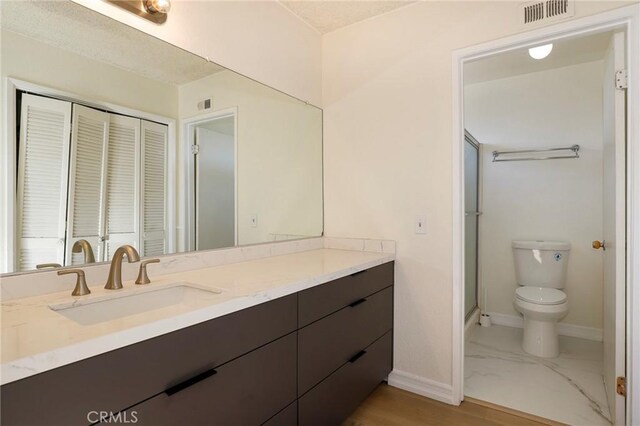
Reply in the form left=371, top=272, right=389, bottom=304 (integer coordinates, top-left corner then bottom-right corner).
left=520, top=0, right=574, bottom=26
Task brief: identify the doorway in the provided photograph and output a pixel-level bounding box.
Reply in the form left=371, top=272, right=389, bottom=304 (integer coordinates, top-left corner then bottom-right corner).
left=461, top=30, right=623, bottom=425
left=452, top=8, right=639, bottom=423
left=184, top=109, right=238, bottom=251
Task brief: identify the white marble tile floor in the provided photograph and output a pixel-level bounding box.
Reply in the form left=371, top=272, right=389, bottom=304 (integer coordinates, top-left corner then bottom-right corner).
left=465, top=324, right=611, bottom=426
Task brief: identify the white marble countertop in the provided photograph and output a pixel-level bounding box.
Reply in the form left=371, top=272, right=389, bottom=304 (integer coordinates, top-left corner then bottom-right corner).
left=1, top=249, right=394, bottom=385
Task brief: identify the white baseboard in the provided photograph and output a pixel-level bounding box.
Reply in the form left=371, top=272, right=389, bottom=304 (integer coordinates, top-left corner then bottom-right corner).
left=486, top=312, right=523, bottom=329
left=465, top=308, right=480, bottom=339
left=387, top=369, right=454, bottom=404
left=487, top=312, right=603, bottom=342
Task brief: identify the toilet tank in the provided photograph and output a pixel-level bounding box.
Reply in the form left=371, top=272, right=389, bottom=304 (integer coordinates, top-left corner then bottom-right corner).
left=512, top=240, right=570, bottom=288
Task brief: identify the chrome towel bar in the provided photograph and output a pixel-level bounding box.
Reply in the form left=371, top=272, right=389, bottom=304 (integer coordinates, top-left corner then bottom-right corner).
left=492, top=145, right=580, bottom=162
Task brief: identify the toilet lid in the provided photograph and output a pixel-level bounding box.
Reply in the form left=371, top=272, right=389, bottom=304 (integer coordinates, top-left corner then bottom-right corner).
left=515, top=286, right=567, bottom=305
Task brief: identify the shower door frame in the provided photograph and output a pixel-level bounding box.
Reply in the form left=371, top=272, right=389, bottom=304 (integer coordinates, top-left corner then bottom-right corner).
left=463, top=131, right=480, bottom=321
left=450, top=5, right=640, bottom=422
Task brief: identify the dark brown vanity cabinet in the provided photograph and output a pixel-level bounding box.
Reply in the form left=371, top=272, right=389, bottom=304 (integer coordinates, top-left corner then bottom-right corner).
left=0, top=294, right=298, bottom=426
left=0, top=261, right=394, bottom=426
left=124, top=333, right=297, bottom=425
left=297, top=262, right=394, bottom=426
left=299, top=332, right=393, bottom=426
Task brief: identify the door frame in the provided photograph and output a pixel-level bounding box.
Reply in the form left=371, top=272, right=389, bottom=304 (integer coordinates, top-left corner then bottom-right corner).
left=182, top=107, right=239, bottom=252
left=451, top=4, right=640, bottom=424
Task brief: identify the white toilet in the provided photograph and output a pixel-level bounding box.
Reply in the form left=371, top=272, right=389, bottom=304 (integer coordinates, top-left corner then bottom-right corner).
left=512, top=240, right=570, bottom=358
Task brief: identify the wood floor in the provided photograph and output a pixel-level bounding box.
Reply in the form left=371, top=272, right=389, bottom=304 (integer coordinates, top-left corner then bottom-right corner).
left=343, top=384, right=550, bottom=426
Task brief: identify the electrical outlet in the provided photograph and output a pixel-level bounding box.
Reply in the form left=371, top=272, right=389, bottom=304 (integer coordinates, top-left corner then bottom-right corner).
left=415, top=215, right=426, bottom=234
left=249, top=214, right=258, bottom=228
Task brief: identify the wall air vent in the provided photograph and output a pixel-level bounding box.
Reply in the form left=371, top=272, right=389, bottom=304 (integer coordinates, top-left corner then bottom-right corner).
left=520, top=0, right=574, bottom=27
left=523, top=2, right=545, bottom=24
left=546, top=0, right=570, bottom=18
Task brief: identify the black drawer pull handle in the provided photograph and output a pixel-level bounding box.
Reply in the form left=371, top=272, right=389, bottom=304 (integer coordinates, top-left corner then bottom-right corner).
left=348, top=298, right=367, bottom=308
left=165, top=368, right=217, bottom=396
left=350, top=270, right=367, bottom=277
left=349, top=350, right=367, bottom=364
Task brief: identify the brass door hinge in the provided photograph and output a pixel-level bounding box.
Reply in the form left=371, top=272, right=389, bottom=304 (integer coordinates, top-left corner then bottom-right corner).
left=617, top=376, right=627, bottom=397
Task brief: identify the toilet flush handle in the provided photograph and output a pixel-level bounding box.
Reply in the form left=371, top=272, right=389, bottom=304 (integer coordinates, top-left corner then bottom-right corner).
left=592, top=240, right=606, bottom=251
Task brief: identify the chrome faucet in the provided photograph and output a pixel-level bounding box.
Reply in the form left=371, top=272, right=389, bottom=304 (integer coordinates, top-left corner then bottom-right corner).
left=105, top=245, right=140, bottom=290
left=72, top=239, right=96, bottom=264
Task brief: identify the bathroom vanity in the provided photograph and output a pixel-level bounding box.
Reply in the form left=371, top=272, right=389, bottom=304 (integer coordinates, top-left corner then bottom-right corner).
left=0, top=3, right=393, bottom=424
left=0, top=249, right=394, bottom=425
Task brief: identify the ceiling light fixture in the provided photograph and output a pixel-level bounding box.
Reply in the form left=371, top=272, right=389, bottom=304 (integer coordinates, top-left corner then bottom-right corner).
left=106, top=0, right=170, bottom=24
left=528, top=43, right=553, bottom=60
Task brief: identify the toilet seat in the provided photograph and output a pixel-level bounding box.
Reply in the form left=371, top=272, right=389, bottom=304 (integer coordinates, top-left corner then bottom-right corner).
left=515, top=286, right=567, bottom=305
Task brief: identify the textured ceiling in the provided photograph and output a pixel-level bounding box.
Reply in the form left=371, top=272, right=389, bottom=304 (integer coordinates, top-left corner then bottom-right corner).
left=0, top=0, right=223, bottom=85
left=465, top=31, right=612, bottom=85
left=280, top=1, right=415, bottom=34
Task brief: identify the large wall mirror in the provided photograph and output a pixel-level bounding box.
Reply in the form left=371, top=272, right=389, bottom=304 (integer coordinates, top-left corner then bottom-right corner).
left=0, top=1, right=323, bottom=274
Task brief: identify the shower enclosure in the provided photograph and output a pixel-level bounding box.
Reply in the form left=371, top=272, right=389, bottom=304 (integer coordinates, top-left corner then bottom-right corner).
left=464, top=131, right=480, bottom=319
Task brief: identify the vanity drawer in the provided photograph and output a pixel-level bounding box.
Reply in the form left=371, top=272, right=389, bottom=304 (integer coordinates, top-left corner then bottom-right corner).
left=298, top=261, right=394, bottom=327
left=262, top=401, right=297, bottom=426
left=0, top=294, right=297, bottom=426
left=298, top=331, right=392, bottom=426
left=298, top=286, right=393, bottom=395
left=118, top=332, right=297, bottom=426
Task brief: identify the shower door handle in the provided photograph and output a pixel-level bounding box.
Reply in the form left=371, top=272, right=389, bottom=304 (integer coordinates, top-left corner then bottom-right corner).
left=465, top=211, right=482, bottom=216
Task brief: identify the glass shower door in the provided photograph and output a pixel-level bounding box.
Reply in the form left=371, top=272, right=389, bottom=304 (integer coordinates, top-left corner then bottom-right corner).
left=464, top=134, right=480, bottom=319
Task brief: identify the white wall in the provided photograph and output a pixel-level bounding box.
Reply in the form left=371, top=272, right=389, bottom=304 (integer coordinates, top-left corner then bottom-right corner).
left=179, top=70, right=323, bottom=246
left=465, top=60, right=605, bottom=330
left=322, top=0, right=633, bottom=394
left=70, top=0, right=322, bottom=106
left=1, top=29, right=178, bottom=118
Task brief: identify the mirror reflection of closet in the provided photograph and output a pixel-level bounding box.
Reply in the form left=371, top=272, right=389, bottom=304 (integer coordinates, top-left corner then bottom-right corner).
left=17, top=93, right=168, bottom=271
left=1, top=0, right=323, bottom=276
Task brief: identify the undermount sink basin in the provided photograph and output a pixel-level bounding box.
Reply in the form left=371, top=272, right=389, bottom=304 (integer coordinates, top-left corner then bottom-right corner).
left=49, top=283, right=223, bottom=326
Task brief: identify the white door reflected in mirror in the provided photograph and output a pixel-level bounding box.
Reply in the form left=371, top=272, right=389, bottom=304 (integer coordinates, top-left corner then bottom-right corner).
left=195, top=116, right=237, bottom=251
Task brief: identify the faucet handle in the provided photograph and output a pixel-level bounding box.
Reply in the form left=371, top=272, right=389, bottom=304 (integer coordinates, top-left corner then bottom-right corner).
left=135, top=259, right=160, bottom=285
left=57, top=269, right=91, bottom=296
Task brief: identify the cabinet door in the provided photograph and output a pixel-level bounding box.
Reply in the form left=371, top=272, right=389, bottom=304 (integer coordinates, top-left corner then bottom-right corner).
left=119, top=333, right=297, bottom=426
left=299, top=332, right=392, bottom=426
left=0, top=295, right=296, bottom=426
left=298, top=262, right=393, bottom=327
left=262, top=401, right=297, bottom=426
left=298, top=286, right=393, bottom=395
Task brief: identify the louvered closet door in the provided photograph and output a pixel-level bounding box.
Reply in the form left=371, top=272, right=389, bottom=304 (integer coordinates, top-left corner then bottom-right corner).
left=16, top=94, right=72, bottom=271
left=65, top=105, right=109, bottom=265
left=141, top=120, right=168, bottom=256
left=105, top=115, right=141, bottom=259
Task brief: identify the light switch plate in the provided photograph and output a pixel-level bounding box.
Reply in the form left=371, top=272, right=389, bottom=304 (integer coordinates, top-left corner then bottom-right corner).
left=415, top=215, right=427, bottom=234
left=250, top=214, right=258, bottom=228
